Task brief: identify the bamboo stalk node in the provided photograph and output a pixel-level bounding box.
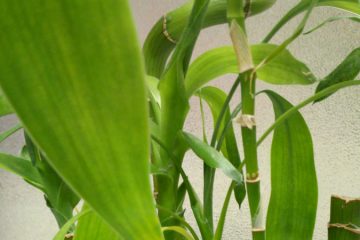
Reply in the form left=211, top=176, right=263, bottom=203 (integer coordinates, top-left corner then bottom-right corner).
left=252, top=228, right=265, bottom=232
left=332, top=194, right=360, bottom=204
left=328, top=223, right=360, bottom=234
left=235, top=114, right=256, bottom=129
left=65, top=233, right=74, bottom=239
left=162, top=15, right=177, bottom=44
left=246, top=172, right=260, bottom=183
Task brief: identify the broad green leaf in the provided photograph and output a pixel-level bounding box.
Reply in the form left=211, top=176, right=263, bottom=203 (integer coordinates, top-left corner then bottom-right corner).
left=143, top=0, right=276, bottom=77
left=185, top=44, right=316, bottom=96
left=0, top=152, right=43, bottom=189
left=0, top=1, right=163, bottom=239
left=304, top=16, right=360, bottom=34
left=263, top=0, right=360, bottom=42
left=53, top=209, right=91, bottom=240
left=0, top=123, right=22, bottom=143
left=74, top=205, right=120, bottom=240
left=0, top=88, right=13, bottom=117
left=263, top=91, right=318, bottom=240
left=315, top=47, right=360, bottom=102
left=182, top=132, right=243, bottom=183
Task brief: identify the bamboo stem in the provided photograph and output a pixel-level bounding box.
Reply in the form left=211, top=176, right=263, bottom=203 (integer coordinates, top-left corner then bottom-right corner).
left=240, top=72, right=264, bottom=240
left=328, top=195, right=360, bottom=240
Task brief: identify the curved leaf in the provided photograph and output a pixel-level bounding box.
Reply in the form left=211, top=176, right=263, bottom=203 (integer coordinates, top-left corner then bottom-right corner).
left=264, top=0, right=360, bottom=42
left=264, top=91, right=318, bottom=240
left=0, top=1, right=163, bottom=239
left=0, top=152, right=43, bottom=189
left=185, top=44, right=316, bottom=96
left=0, top=123, right=22, bottom=143
left=162, top=226, right=195, bottom=240
left=304, top=15, right=360, bottom=34
left=315, top=47, right=360, bottom=102
left=53, top=209, right=91, bottom=240
left=182, top=132, right=243, bottom=183
left=197, top=86, right=241, bottom=167
left=143, top=0, right=276, bottom=77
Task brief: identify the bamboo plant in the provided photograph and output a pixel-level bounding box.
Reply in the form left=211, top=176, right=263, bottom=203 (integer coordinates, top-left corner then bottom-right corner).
left=0, top=0, right=359, bottom=240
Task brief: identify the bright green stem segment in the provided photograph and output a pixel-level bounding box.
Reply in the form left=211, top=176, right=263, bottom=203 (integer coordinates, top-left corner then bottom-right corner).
left=328, top=195, right=360, bottom=240
left=240, top=73, right=263, bottom=238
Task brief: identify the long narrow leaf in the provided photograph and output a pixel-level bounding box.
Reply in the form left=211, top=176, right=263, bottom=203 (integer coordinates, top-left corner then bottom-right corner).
left=264, top=91, right=318, bottom=240
left=53, top=209, right=91, bottom=240
left=182, top=132, right=243, bottom=183
left=263, top=0, right=360, bottom=42
left=186, top=44, right=316, bottom=96
left=314, top=47, right=360, bottom=102
left=0, top=123, right=22, bottom=143
left=197, top=86, right=240, bottom=166
left=0, top=152, right=42, bottom=189
left=258, top=81, right=360, bottom=146
left=0, top=1, right=163, bottom=239
left=304, top=16, right=360, bottom=34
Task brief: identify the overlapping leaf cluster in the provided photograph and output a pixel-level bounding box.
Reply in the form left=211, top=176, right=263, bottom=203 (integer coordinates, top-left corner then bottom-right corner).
left=0, top=0, right=359, bottom=240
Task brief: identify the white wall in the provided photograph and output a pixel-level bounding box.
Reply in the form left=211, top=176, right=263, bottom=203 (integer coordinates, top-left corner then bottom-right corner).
left=0, top=0, right=359, bottom=239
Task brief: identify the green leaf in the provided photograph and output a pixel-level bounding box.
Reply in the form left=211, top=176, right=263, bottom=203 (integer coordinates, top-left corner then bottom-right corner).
left=147, top=75, right=161, bottom=106
left=197, top=86, right=240, bottom=167
left=24, top=134, right=80, bottom=228
left=0, top=152, right=42, bottom=188
left=0, top=88, right=13, bottom=117
left=151, top=135, right=212, bottom=240
left=74, top=205, right=120, bottom=240
left=315, top=47, right=360, bottom=102
left=0, top=1, right=163, bottom=239
left=185, top=44, right=316, bottom=96
left=162, top=226, right=195, bottom=240
left=182, top=132, right=243, bottom=183
left=304, top=15, right=360, bottom=34
left=0, top=123, right=22, bottom=143
left=143, top=0, right=276, bottom=78
left=156, top=0, right=211, bottom=234
left=263, top=91, right=318, bottom=240
left=53, top=209, right=91, bottom=240
left=258, top=81, right=360, bottom=146
left=263, top=0, right=360, bottom=42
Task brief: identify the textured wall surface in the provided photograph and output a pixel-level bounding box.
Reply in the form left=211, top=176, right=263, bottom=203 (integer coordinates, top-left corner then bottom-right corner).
left=0, top=0, right=359, bottom=239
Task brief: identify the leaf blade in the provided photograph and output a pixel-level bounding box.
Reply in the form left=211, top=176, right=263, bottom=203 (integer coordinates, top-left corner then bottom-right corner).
left=315, top=47, right=360, bottom=102
left=264, top=91, right=318, bottom=240
left=182, top=132, right=243, bottom=183
left=0, top=152, right=43, bottom=188
left=185, top=44, right=316, bottom=96
left=0, top=1, right=163, bottom=239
